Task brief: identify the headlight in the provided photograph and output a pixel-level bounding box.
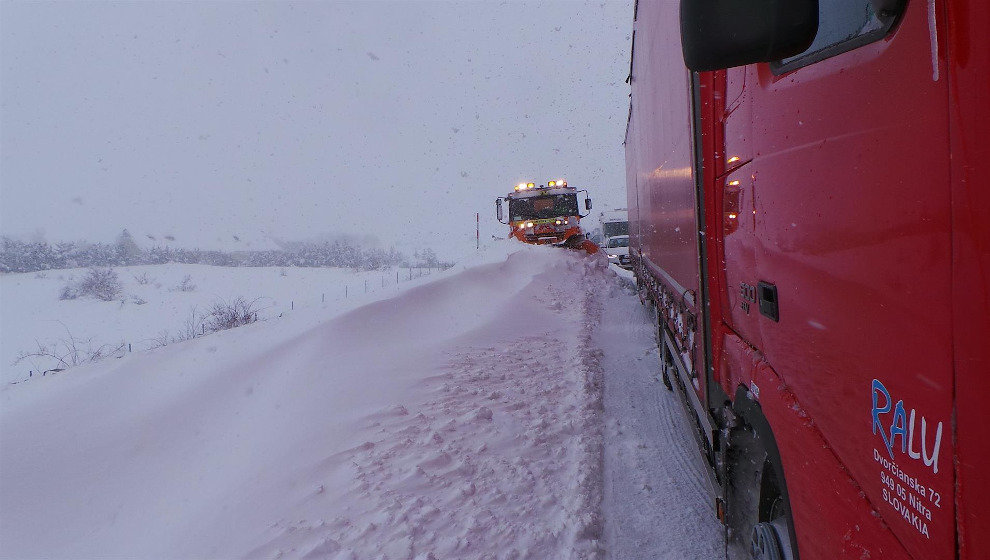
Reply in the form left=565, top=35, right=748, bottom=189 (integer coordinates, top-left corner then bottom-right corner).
left=526, top=222, right=534, bottom=228
left=608, top=254, right=617, bottom=259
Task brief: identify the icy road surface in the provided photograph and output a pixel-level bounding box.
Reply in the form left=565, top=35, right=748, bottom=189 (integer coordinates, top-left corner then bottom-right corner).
left=1, top=244, right=722, bottom=559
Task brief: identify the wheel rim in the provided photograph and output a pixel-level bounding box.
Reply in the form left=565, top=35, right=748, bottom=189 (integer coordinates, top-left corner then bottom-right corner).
left=750, top=522, right=784, bottom=560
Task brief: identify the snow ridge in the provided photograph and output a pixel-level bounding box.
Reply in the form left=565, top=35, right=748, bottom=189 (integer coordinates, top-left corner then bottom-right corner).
left=245, top=254, right=611, bottom=559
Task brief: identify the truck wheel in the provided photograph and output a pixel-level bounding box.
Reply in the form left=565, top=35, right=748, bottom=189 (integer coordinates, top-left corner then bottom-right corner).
left=726, top=421, right=797, bottom=560
left=658, top=333, right=673, bottom=391
left=655, top=311, right=674, bottom=391
left=751, top=521, right=786, bottom=560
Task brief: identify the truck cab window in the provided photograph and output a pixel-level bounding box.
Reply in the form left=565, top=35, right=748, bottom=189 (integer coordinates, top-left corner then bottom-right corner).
left=509, top=194, right=579, bottom=220
left=773, top=0, right=901, bottom=73
left=533, top=198, right=554, bottom=213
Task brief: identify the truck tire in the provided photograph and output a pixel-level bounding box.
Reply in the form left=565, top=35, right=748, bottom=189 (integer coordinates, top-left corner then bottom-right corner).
left=725, top=414, right=797, bottom=560
left=658, top=317, right=674, bottom=392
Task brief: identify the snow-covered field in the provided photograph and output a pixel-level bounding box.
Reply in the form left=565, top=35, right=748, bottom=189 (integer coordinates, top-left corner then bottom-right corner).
left=0, top=263, right=445, bottom=384
left=0, top=244, right=722, bottom=559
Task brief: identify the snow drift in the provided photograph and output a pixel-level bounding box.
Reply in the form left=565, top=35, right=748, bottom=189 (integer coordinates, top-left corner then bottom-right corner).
left=1, top=246, right=614, bottom=559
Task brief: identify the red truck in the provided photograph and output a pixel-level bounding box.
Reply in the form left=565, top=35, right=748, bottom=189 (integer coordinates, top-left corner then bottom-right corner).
left=625, top=1, right=988, bottom=559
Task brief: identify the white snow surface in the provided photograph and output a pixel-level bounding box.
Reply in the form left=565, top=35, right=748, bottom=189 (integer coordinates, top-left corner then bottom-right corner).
left=0, top=244, right=722, bottom=559
left=0, top=263, right=444, bottom=384
left=597, top=275, right=725, bottom=559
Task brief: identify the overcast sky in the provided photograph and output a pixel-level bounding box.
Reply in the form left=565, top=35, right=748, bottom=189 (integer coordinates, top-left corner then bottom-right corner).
left=1, top=0, right=632, bottom=259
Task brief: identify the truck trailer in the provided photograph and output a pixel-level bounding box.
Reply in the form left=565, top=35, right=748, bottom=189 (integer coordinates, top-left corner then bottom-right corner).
left=625, top=1, right=988, bottom=559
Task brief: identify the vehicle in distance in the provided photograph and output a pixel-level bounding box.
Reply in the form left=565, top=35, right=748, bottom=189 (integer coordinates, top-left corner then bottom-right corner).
left=598, top=208, right=628, bottom=245
left=603, top=234, right=630, bottom=268
left=495, top=179, right=598, bottom=254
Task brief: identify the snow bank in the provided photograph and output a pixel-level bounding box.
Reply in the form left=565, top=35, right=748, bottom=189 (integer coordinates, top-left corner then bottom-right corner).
left=0, top=245, right=615, bottom=559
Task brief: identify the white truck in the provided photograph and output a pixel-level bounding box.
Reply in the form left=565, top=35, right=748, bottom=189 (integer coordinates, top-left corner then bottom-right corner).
left=596, top=209, right=628, bottom=247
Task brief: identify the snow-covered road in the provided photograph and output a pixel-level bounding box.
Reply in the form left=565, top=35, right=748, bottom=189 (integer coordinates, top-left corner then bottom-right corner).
left=1, top=245, right=723, bottom=559
left=598, top=273, right=724, bottom=559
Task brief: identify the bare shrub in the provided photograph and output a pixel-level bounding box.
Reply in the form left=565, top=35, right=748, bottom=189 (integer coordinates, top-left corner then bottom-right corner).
left=34, top=271, right=47, bottom=279
left=148, top=330, right=171, bottom=349
left=172, top=307, right=202, bottom=342
left=119, top=294, right=148, bottom=308
left=175, top=274, right=196, bottom=292
left=133, top=272, right=153, bottom=285
left=14, top=322, right=125, bottom=373
left=59, top=283, right=80, bottom=300
left=203, top=297, right=261, bottom=333
left=77, top=268, right=122, bottom=301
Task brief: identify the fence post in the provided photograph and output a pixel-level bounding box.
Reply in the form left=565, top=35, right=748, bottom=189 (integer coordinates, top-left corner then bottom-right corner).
left=128, top=343, right=132, bottom=353
left=364, top=279, right=368, bottom=293
left=291, top=300, right=294, bottom=310
left=396, top=270, right=399, bottom=284
left=345, top=285, right=348, bottom=298
left=322, top=293, right=325, bottom=303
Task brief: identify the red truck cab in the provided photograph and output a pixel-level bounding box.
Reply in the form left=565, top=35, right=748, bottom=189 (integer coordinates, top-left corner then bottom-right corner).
left=625, top=1, right=988, bottom=558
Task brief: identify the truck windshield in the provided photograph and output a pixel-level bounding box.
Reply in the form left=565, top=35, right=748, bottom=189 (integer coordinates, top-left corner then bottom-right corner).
left=607, top=236, right=629, bottom=248
left=509, top=194, right=579, bottom=220
left=602, top=221, right=628, bottom=237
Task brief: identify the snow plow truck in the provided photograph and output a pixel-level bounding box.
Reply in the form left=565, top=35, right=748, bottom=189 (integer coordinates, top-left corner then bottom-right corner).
left=495, top=179, right=598, bottom=254
left=626, top=1, right=988, bottom=560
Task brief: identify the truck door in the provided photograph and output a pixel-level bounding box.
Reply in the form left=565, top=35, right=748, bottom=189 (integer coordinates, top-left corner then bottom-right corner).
left=716, top=65, right=763, bottom=352
left=720, top=2, right=954, bottom=558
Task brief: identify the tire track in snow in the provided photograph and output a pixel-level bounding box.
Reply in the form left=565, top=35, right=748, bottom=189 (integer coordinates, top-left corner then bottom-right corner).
left=649, top=354, right=714, bottom=503
left=597, top=280, right=724, bottom=560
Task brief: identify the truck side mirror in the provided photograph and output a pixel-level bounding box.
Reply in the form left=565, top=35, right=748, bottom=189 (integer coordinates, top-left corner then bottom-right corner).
left=585, top=198, right=593, bottom=211
left=496, top=198, right=505, bottom=224
left=680, top=0, right=819, bottom=71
